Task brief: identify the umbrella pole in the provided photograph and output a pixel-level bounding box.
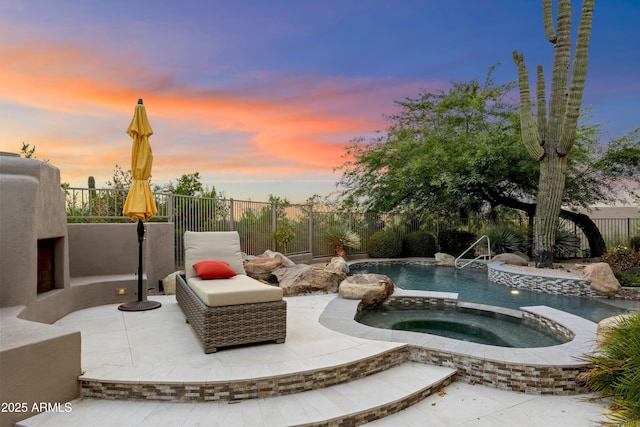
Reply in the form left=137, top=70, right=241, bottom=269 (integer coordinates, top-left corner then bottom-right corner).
left=118, top=220, right=162, bottom=312
left=137, top=219, right=144, bottom=302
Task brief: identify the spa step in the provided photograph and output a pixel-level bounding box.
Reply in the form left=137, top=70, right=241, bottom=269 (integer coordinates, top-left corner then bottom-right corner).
left=18, top=362, right=457, bottom=426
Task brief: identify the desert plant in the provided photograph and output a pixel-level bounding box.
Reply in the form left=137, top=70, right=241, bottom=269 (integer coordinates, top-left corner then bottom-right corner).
left=437, top=229, right=477, bottom=257
left=402, top=230, right=437, bottom=257
left=486, top=224, right=527, bottom=254
left=272, top=219, right=295, bottom=255
left=603, top=246, right=640, bottom=273
left=553, top=226, right=581, bottom=259
left=324, top=226, right=361, bottom=260
left=578, top=312, right=640, bottom=426
left=612, top=270, right=640, bottom=287
left=368, top=230, right=402, bottom=258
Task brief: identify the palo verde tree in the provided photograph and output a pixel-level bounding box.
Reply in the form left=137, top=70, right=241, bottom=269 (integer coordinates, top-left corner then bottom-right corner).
left=512, top=0, right=595, bottom=267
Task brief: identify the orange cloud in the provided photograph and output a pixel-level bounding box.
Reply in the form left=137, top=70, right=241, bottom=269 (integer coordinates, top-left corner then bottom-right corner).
left=0, top=33, right=434, bottom=197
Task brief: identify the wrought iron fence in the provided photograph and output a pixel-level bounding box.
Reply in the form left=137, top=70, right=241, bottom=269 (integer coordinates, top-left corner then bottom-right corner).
left=65, top=187, right=639, bottom=270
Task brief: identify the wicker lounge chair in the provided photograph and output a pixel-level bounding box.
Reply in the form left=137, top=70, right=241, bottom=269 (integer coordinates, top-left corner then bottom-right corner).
left=176, top=231, right=286, bottom=353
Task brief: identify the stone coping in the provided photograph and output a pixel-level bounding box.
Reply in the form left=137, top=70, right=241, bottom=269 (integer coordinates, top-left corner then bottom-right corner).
left=320, top=292, right=596, bottom=366
left=319, top=292, right=598, bottom=394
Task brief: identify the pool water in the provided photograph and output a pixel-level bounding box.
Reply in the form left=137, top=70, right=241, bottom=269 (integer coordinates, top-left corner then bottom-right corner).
left=356, top=305, right=565, bottom=347
left=351, top=264, right=625, bottom=322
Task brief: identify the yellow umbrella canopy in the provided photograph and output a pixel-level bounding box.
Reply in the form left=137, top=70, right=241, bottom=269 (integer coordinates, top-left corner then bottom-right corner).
left=119, top=99, right=161, bottom=312
left=123, top=99, right=157, bottom=221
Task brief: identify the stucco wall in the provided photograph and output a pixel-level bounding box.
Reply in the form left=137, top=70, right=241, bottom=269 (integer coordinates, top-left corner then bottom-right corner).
left=67, top=222, right=174, bottom=289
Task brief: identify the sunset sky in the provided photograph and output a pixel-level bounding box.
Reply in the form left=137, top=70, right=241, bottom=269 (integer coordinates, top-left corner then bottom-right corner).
left=1, top=1, right=638, bottom=202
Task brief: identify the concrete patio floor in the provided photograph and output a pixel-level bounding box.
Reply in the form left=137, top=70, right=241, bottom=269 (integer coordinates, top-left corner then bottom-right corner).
left=19, top=294, right=612, bottom=426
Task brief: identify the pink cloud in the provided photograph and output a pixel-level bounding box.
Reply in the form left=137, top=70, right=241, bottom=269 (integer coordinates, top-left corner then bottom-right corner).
left=0, top=35, right=445, bottom=195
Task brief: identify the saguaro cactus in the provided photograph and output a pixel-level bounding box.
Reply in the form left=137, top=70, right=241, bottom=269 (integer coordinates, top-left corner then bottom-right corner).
left=513, top=0, right=595, bottom=268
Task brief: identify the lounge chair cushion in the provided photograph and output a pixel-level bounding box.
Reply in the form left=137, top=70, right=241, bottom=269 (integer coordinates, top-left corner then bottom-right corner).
left=186, top=275, right=283, bottom=307
left=193, top=260, right=237, bottom=280
left=185, top=231, right=246, bottom=278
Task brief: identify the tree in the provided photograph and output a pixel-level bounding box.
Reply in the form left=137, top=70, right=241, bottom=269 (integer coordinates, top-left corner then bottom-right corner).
left=165, top=172, right=204, bottom=196
left=335, top=69, right=639, bottom=258
left=336, top=68, right=526, bottom=216
left=20, top=142, right=48, bottom=162
left=512, top=0, right=595, bottom=267
left=106, top=164, right=133, bottom=189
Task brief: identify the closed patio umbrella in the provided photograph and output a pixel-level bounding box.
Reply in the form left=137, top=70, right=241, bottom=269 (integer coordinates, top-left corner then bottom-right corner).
left=119, top=99, right=161, bottom=312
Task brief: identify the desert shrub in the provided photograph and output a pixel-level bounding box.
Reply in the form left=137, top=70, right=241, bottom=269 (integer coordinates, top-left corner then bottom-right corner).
left=486, top=224, right=527, bottom=254
left=613, top=270, right=640, bottom=287
left=402, top=230, right=437, bottom=257
left=603, top=245, right=640, bottom=287
left=437, top=229, right=477, bottom=257
left=603, top=246, right=640, bottom=272
left=578, top=312, right=640, bottom=426
left=368, top=230, right=403, bottom=258
left=630, top=235, right=640, bottom=251
left=554, top=226, right=581, bottom=259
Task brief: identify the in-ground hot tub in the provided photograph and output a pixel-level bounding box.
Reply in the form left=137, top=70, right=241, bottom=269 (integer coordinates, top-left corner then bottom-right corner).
left=356, top=301, right=569, bottom=348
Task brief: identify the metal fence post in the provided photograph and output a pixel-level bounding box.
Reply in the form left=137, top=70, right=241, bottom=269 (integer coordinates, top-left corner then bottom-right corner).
left=229, top=198, right=235, bottom=231
left=271, top=202, right=277, bottom=251
left=309, top=204, right=314, bottom=256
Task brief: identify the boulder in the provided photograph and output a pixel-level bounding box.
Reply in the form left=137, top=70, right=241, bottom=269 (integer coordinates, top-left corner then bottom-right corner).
left=244, top=257, right=283, bottom=282
left=162, top=270, right=184, bottom=295
left=435, top=252, right=455, bottom=266
left=327, top=257, right=349, bottom=274
left=491, top=253, right=529, bottom=266
left=584, top=262, right=621, bottom=297
left=339, top=273, right=395, bottom=300
left=259, top=250, right=297, bottom=268
left=273, top=264, right=347, bottom=296
left=596, top=314, right=632, bottom=342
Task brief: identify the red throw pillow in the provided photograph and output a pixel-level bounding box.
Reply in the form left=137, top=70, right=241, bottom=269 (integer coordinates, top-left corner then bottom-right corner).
left=193, top=260, right=237, bottom=280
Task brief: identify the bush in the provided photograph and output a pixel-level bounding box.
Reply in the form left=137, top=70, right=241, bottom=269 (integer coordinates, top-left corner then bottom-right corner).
left=613, top=269, right=640, bottom=287
left=402, top=230, right=437, bottom=257
left=603, top=246, right=640, bottom=272
left=554, top=226, right=581, bottom=259
left=578, top=312, right=640, bottom=426
left=437, top=229, right=477, bottom=257
left=603, top=245, right=640, bottom=287
left=630, top=235, right=640, bottom=251
left=486, top=224, right=527, bottom=254
left=368, top=230, right=403, bottom=258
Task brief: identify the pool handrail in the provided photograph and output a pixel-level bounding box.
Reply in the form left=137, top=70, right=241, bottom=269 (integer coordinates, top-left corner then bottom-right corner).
left=455, top=235, right=491, bottom=269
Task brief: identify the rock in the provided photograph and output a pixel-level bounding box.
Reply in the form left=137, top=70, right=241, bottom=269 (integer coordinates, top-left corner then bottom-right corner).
left=339, top=273, right=395, bottom=300
left=162, top=270, right=184, bottom=295
left=435, top=252, right=455, bottom=266
left=573, top=264, right=587, bottom=270
left=327, top=257, right=349, bottom=274
left=583, top=262, right=621, bottom=297
left=273, top=264, right=347, bottom=296
left=491, top=253, right=529, bottom=266
left=244, top=257, right=283, bottom=282
left=513, top=251, right=530, bottom=262
left=596, top=314, right=632, bottom=342
left=259, top=250, right=296, bottom=268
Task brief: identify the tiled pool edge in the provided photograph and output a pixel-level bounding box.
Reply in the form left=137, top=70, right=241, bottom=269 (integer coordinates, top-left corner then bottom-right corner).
left=319, top=294, right=597, bottom=395
left=487, top=262, right=599, bottom=297
left=488, top=262, right=640, bottom=300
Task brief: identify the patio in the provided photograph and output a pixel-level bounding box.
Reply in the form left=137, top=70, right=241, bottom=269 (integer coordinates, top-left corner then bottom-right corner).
left=18, top=294, right=611, bottom=426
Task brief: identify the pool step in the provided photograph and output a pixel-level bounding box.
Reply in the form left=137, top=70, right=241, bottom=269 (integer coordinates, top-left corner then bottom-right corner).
left=17, top=362, right=456, bottom=426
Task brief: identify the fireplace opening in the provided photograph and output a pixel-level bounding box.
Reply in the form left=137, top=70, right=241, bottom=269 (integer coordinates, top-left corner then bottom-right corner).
left=37, top=238, right=59, bottom=293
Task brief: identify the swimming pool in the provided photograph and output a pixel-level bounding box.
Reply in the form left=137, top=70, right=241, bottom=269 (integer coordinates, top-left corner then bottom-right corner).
left=350, top=263, right=625, bottom=322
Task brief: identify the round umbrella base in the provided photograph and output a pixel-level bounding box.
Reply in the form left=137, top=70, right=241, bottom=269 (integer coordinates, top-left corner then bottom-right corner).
left=118, top=300, right=162, bottom=312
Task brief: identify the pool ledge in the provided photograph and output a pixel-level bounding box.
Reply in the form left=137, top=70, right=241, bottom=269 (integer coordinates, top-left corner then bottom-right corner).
left=319, top=292, right=598, bottom=395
